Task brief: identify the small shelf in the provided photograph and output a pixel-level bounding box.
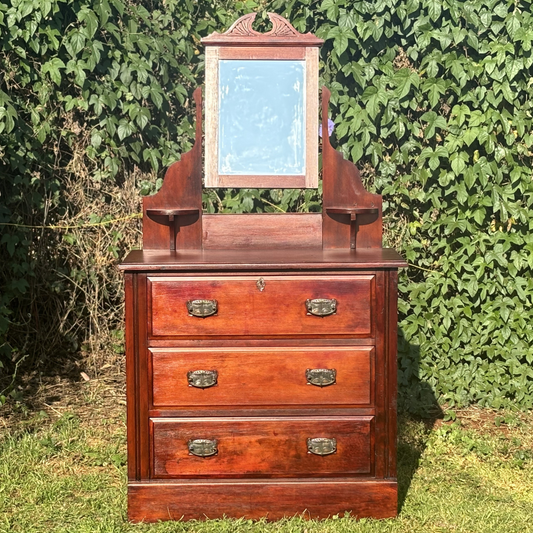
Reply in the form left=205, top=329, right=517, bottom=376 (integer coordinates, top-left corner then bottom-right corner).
left=325, top=207, right=379, bottom=249
left=325, top=207, right=378, bottom=215
left=146, top=208, right=201, bottom=251
left=146, top=209, right=200, bottom=217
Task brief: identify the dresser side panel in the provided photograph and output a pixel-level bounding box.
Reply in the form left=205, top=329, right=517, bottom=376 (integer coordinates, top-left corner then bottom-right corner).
left=386, top=269, right=399, bottom=478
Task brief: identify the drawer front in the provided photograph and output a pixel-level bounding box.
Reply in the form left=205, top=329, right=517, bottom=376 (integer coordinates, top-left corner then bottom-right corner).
left=148, top=275, right=374, bottom=337
left=151, top=416, right=373, bottom=478
left=151, top=346, right=373, bottom=408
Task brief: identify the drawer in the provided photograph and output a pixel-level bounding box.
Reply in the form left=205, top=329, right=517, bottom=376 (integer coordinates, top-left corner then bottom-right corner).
left=151, top=416, right=373, bottom=478
left=151, top=346, right=373, bottom=408
left=148, top=275, right=374, bottom=337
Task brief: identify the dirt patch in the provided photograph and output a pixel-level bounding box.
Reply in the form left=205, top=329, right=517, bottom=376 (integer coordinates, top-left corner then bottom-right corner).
left=0, top=359, right=126, bottom=432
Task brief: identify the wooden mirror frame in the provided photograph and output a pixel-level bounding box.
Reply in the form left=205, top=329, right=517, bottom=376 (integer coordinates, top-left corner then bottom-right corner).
left=202, top=13, right=323, bottom=189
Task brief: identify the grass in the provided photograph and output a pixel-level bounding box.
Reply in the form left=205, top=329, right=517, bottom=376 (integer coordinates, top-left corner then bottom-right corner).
left=1, top=377, right=533, bottom=533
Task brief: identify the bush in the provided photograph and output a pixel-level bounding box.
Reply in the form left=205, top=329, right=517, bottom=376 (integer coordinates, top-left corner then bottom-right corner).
left=2, top=0, right=533, bottom=411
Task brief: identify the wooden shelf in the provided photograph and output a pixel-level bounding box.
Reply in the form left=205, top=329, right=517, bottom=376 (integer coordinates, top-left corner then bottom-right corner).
left=145, top=209, right=201, bottom=251
left=325, top=207, right=379, bottom=249
left=325, top=207, right=378, bottom=215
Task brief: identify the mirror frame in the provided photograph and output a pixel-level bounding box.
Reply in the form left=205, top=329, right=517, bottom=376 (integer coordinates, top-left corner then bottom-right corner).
left=202, top=13, right=323, bottom=189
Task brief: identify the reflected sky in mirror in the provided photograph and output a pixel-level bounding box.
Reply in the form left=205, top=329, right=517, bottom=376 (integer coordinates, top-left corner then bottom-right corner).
left=218, top=60, right=306, bottom=176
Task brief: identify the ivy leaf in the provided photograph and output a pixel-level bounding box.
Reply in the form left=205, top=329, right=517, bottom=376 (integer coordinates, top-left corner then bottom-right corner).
left=41, top=58, right=65, bottom=85
left=451, top=104, right=470, bottom=126
left=135, top=107, right=151, bottom=130
left=463, top=128, right=479, bottom=147
left=338, top=10, right=356, bottom=29
left=361, top=85, right=388, bottom=120
left=78, top=8, right=99, bottom=39
left=117, top=119, right=134, bottom=140
left=67, top=30, right=86, bottom=56
left=327, top=26, right=354, bottom=55
left=427, top=0, right=442, bottom=21
left=450, top=151, right=469, bottom=176
left=321, top=0, right=339, bottom=21
left=422, top=78, right=447, bottom=107
left=473, top=208, right=486, bottom=224
left=393, top=68, right=419, bottom=99
left=420, top=110, right=447, bottom=139
left=505, top=57, right=523, bottom=81
left=506, top=14, right=520, bottom=40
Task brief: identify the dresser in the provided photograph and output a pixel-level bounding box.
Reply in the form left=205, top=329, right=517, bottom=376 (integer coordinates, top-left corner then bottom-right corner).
left=119, top=13, right=406, bottom=522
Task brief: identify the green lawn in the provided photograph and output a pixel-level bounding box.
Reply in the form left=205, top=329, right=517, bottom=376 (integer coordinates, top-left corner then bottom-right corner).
left=1, top=378, right=532, bottom=533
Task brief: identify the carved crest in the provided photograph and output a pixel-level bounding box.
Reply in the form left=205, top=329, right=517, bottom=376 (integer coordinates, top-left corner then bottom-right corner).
left=202, top=12, right=323, bottom=46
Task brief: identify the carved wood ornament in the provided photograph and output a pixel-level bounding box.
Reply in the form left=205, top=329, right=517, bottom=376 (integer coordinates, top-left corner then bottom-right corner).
left=201, top=12, right=323, bottom=46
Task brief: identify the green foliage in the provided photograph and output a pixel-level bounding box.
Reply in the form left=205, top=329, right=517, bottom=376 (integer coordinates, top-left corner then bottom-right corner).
left=270, top=0, right=533, bottom=411
left=0, top=0, right=259, bottom=382
left=2, top=403, right=533, bottom=532
left=2, top=0, right=533, bottom=411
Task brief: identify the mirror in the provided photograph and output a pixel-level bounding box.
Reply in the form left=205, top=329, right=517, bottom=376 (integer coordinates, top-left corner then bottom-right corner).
left=218, top=60, right=306, bottom=176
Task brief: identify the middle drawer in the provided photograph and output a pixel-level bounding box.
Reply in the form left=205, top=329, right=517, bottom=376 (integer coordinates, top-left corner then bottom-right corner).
left=151, top=346, right=374, bottom=408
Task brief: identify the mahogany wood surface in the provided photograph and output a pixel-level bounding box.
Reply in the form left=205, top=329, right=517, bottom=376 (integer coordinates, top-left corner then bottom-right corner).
left=214, top=175, right=307, bottom=188
left=218, top=46, right=307, bottom=59
left=151, top=346, right=373, bottom=408
left=151, top=416, right=373, bottom=478
left=119, top=248, right=407, bottom=271
left=148, top=275, right=374, bottom=337
left=387, top=270, right=399, bottom=478
left=202, top=213, right=322, bottom=249
left=142, top=89, right=203, bottom=251
left=322, top=87, right=383, bottom=249
left=123, top=15, right=404, bottom=521
left=128, top=479, right=397, bottom=521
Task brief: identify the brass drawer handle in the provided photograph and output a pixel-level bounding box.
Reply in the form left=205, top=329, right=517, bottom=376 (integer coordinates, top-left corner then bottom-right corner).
left=307, top=437, right=337, bottom=456
left=305, top=298, right=337, bottom=317
left=306, top=368, right=336, bottom=387
left=187, top=369, right=218, bottom=389
left=188, top=439, right=218, bottom=457
left=186, top=299, right=217, bottom=317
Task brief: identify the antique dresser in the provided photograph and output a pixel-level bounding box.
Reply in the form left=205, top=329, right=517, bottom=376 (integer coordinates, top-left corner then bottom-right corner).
left=119, top=13, right=406, bottom=522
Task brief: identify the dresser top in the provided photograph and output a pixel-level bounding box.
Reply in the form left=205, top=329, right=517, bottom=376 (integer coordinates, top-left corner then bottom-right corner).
left=119, top=248, right=407, bottom=272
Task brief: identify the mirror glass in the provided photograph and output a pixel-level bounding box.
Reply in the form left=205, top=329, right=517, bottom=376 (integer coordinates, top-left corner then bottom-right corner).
left=218, top=60, right=306, bottom=176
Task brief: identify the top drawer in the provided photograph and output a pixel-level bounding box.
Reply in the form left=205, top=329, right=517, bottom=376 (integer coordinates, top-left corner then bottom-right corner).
left=148, top=275, right=374, bottom=337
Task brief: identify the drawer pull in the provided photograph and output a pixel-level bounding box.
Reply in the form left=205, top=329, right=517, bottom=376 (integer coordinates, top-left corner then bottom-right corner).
left=307, top=437, right=337, bottom=456
left=187, top=369, right=218, bottom=389
left=305, top=298, right=337, bottom=317
left=188, top=439, right=218, bottom=457
left=186, top=299, right=218, bottom=317
left=306, top=368, right=337, bottom=387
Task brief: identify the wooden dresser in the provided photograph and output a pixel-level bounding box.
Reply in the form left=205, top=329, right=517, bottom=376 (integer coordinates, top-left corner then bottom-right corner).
left=119, top=13, right=406, bottom=522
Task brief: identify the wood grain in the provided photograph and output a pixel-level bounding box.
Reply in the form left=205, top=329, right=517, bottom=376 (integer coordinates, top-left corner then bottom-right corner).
left=151, top=346, right=373, bottom=408
left=143, top=88, right=203, bottom=250
left=321, top=87, right=383, bottom=249
left=202, top=213, right=322, bottom=249
left=128, top=479, right=397, bottom=521
left=119, top=248, right=407, bottom=271
left=204, top=46, right=219, bottom=188
left=201, top=13, right=324, bottom=47
left=218, top=46, right=306, bottom=59
left=150, top=416, right=373, bottom=478
left=148, top=275, right=374, bottom=337
left=305, top=46, right=319, bottom=188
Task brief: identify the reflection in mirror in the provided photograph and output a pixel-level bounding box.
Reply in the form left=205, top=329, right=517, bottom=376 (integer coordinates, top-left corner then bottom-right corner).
left=218, top=60, right=306, bottom=176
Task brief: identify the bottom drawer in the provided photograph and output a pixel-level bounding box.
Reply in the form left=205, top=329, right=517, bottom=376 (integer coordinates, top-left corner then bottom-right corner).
left=151, top=416, right=373, bottom=479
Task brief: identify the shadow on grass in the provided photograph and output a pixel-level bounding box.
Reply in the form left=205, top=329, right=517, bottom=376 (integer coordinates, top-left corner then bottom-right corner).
left=397, top=333, right=443, bottom=512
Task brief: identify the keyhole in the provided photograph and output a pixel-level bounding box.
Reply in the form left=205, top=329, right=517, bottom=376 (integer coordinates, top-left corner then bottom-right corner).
left=256, top=278, right=265, bottom=292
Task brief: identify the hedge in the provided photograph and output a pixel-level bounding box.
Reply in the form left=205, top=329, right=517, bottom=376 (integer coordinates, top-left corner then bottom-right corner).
left=1, top=0, right=533, bottom=412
